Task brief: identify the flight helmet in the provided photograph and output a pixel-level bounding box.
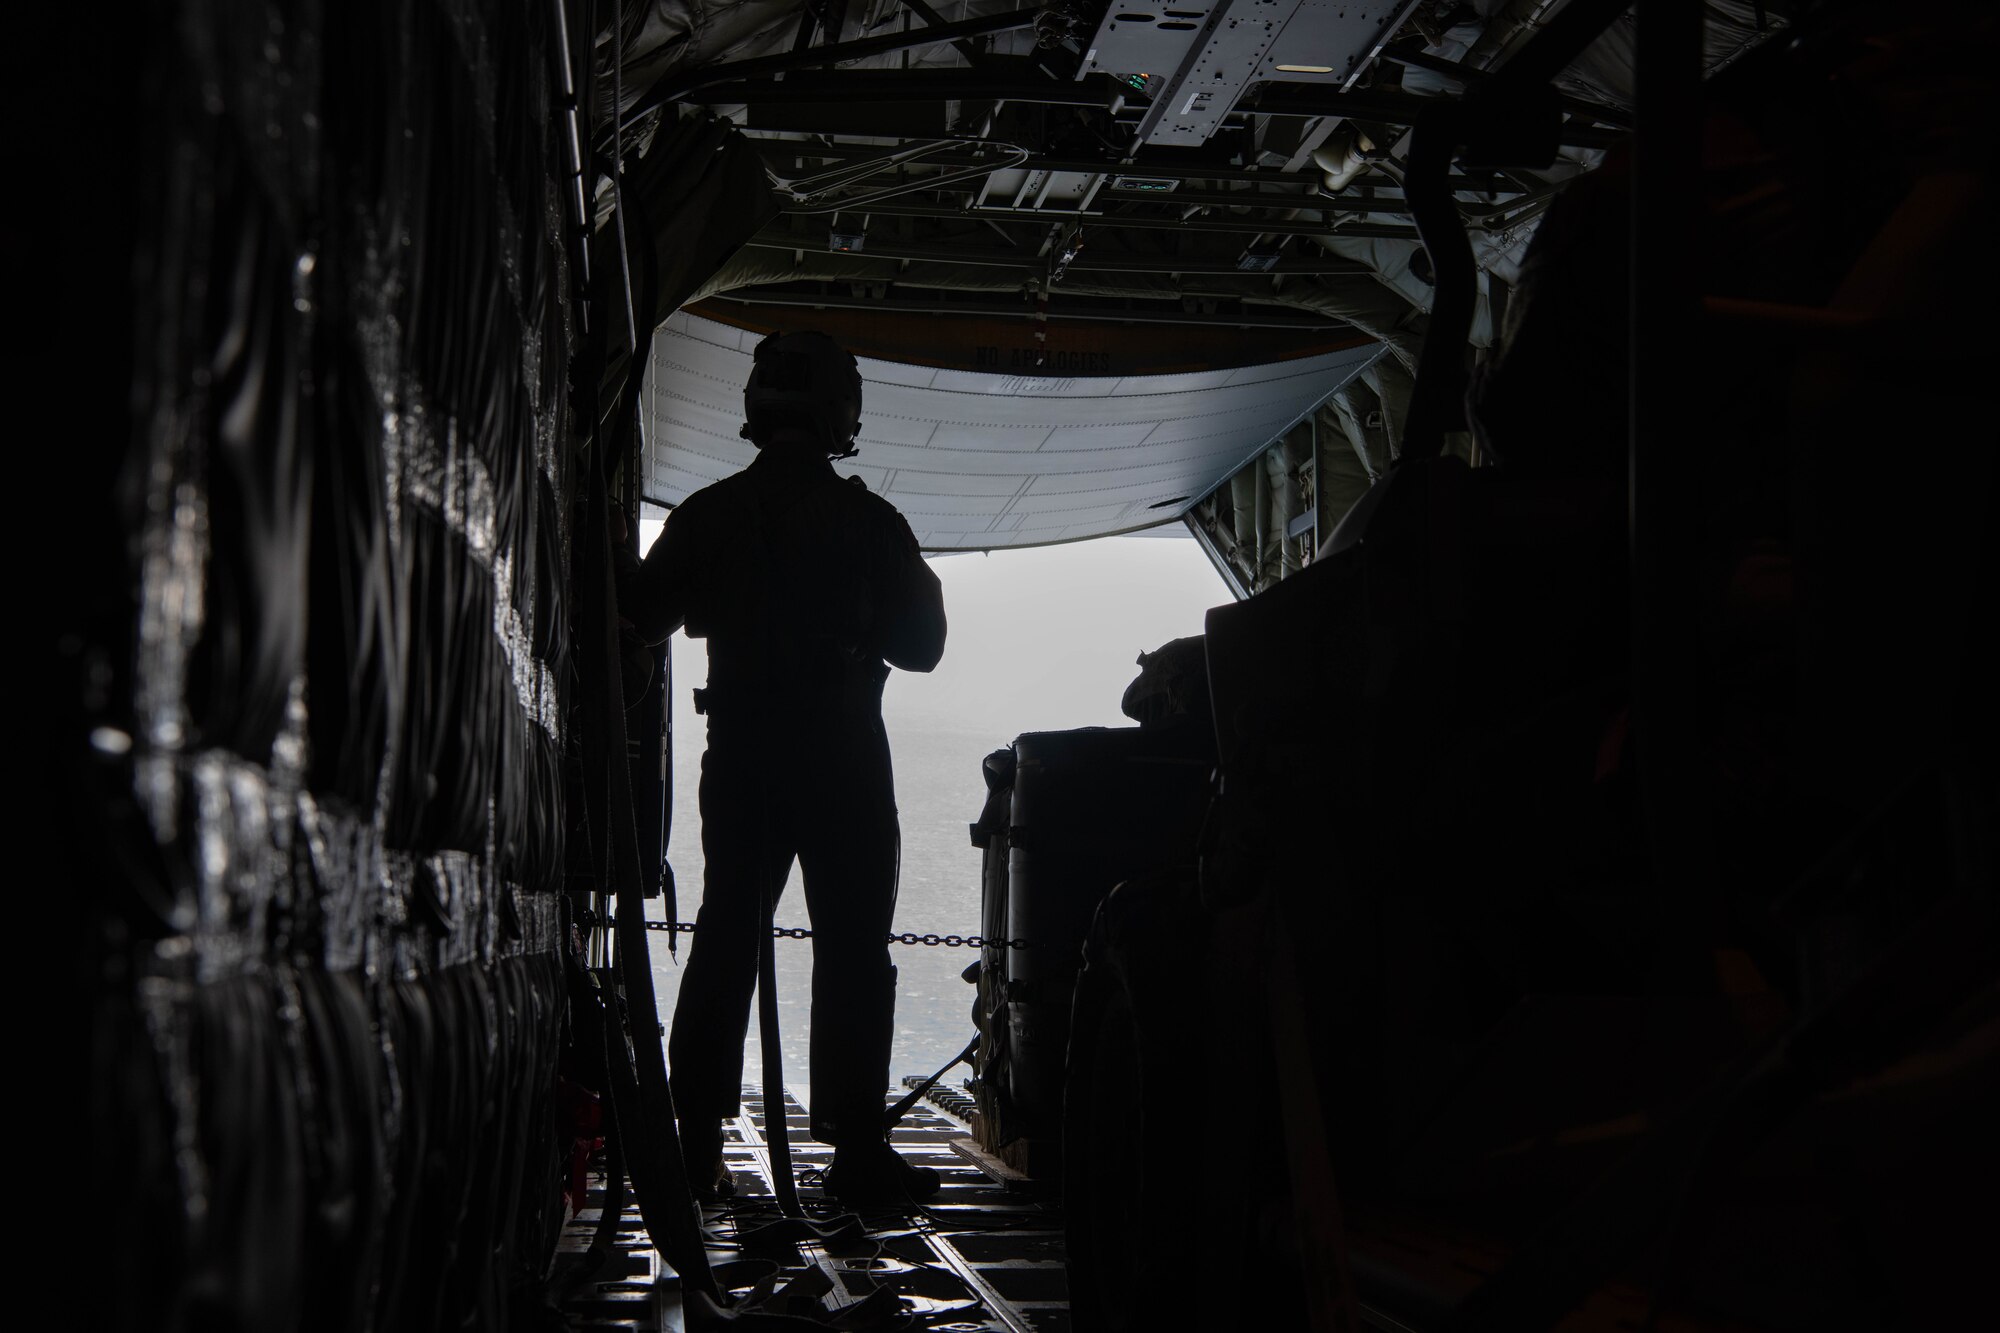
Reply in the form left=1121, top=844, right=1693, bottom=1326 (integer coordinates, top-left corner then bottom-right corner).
left=741, top=330, right=864, bottom=456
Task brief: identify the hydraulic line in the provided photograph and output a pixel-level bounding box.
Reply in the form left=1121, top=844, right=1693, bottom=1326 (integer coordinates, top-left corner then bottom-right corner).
left=777, top=140, right=1033, bottom=216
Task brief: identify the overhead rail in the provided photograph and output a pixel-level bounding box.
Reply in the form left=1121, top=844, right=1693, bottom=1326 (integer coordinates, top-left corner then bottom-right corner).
left=772, top=197, right=1422, bottom=239
left=752, top=141, right=1534, bottom=194
left=683, top=68, right=1130, bottom=111
left=770, top=172, right=1548, bottom=223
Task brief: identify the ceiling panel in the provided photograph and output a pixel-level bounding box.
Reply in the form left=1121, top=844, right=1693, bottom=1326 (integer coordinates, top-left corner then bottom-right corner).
left=644, top=311, right=1384, bottom=550
left=925, top=422, right=1059, bottom=453
left=885, top=470, right=1034, bottom=498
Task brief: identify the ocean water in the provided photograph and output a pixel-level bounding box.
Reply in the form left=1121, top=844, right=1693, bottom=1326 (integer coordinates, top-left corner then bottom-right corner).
left=645, top=707, right=1013, bottom=1105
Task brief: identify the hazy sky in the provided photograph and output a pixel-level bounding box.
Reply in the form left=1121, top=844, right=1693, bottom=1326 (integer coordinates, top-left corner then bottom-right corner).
left=888, top=534, right=1226, bottom=733
left=637, top=523, right=1230, bottom=739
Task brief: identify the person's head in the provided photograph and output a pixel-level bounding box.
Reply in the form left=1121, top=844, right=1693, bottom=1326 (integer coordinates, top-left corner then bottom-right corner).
left=740, top=330, right=863, bottom=456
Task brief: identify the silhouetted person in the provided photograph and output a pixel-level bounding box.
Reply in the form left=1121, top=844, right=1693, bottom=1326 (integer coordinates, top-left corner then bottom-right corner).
left=623, top=330, right=946, bottom=1203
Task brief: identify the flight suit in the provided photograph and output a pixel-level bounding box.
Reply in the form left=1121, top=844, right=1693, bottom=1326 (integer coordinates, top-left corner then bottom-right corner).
left=624, top=443, right=945, bottom=1144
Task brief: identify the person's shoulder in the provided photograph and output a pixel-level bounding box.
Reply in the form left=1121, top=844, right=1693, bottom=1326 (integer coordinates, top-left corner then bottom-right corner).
left=832, top=473, right=914, bottom=526
left=675, top=469, right=756, bottom=520
left=694, top=466, right=758, bottom=500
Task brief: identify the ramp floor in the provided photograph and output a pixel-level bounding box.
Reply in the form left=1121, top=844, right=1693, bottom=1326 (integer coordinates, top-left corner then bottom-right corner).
left=554, top=1086, right=1068, bottom=1331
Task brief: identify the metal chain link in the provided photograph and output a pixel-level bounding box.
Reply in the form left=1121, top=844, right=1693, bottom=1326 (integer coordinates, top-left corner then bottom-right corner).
left=625, top=919, right=1029, bottom=948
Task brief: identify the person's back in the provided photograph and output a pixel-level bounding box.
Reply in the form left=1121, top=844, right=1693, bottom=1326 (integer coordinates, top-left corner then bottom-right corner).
left=622, top=330, right=946, bottom=1204
left=636, top=443, right=942, bottom=746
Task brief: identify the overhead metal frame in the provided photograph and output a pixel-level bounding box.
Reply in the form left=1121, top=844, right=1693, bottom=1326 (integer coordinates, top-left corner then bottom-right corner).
left=1127, top=0, right=1298, bottom=149
left=617, top=7, right=1044, bottom=130
left=774, top=196, right=1421, bottom=238
left=1185, top=509, right=1253, bottom=601
left=615, top=0, right=1640, bottom=390
left=691, top=65, right=1623, bottom=136
left=785, top=172, right=1541, bottom=222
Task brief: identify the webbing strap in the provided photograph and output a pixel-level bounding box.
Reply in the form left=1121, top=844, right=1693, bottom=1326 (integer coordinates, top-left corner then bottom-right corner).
left=883, top=1036, right=978, bottom=1131
left=582, top=426, right=717, bottom=1300
left=757, top=892, right=804, bottom=1217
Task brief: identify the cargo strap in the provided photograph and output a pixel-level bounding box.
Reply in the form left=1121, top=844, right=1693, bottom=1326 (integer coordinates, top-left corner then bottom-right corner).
left=580, top=389, right=717, bottom=1301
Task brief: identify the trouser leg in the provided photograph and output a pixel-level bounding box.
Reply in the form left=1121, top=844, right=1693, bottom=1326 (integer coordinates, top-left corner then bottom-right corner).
left=668, top=752, right=794, bottom=1124
left=798, top=802, right=901, bottom=1146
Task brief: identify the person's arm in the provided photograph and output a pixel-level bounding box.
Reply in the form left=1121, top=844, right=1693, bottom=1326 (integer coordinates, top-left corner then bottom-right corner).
left=873, top=514, right=946, bottom=673
left=621, top=506, right=693, bottom=646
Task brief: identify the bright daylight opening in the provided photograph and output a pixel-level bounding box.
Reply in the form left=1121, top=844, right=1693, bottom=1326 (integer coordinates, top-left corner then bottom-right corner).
left=636, top=522, right=1226, bottom=1093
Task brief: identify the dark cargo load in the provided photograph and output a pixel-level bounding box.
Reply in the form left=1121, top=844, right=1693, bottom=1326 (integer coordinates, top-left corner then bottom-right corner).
left=969, top=719, right=1212, bottom=1170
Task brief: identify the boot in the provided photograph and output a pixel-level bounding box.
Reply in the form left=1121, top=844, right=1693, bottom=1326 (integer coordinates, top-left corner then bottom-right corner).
left=680, top=1119, right=736, bottom=1201
left=824, top=1137, right=941, bottom=1206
